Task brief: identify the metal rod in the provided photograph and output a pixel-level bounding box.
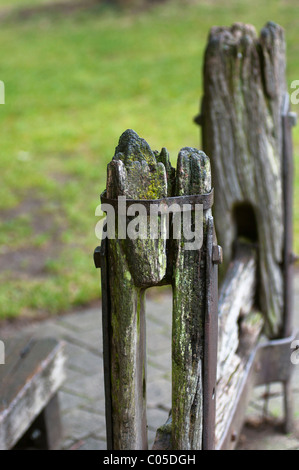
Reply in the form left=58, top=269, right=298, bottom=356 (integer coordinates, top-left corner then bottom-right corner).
left=94, top=237, right=114, bottom=450
left=281, top=94, right=296, bottom=434
left=282, top=93, right=295, bottom=338
left=100, top=189, right=214, bottom=213
left=202, top=217, right=219, bottom=450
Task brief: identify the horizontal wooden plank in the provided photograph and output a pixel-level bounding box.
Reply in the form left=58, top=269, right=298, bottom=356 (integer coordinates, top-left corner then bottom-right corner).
left=0, top=337, right=66, bottom=450
left=0, top=336, right=35, bottom=385
left=215, top=244, right=263, bottom=446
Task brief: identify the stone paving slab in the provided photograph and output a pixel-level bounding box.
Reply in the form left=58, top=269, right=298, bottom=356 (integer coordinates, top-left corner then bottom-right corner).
left=0, top=273, right=298, bottom=450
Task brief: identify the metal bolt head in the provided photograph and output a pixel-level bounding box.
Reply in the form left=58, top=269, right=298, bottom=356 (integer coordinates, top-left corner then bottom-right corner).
left=94, top=246, right=103, bottom=269
left=194, top=114, right=203, bottom=126
left=212, top=245, right=223, bottom=265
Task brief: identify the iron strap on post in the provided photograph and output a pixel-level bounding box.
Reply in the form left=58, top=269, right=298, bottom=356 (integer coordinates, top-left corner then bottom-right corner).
left=217, top=94, right=298, bottom=448
left=95, top=189, right=217, bottom=450
left=94, top=100, right=297, bottom=449
left=94, top=236, right=113, bottom=450
left=203, top=217, right=221, bottom=450
left=100, top=189, right=214, bottom=213
left=282, top=93, right=297, bottom=338
left=281, top=93, right=297, bottom=433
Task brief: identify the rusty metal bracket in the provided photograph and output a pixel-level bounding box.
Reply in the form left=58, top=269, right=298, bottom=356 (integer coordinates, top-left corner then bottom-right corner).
left=203, top=217, right=221, bottom=450
left=195, top=111, right=298, bottom=129
left=93, top=245, right=102, bottom=269
left=95, top=197, right=217, bottom=450
left=280, top=92, right=297, bottom=435
left=194, top=114, right=203, bottom=126
left=94, top=236, right=113, bottom=450
left=100, top=189, right=214, bottom=213
left=282, top=93, right=296, bottom=338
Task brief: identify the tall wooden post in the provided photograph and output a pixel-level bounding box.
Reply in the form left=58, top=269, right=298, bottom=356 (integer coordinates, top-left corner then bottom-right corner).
left=201, top=22, right=287, bottom=338
left=172, top=148, right=212, bottom=450
left=98, top=130, right=216, bottom=450
left=105, top=129, right=171, bottom=449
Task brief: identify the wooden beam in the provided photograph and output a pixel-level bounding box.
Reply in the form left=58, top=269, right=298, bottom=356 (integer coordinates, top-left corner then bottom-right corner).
left=106, top=129, right=173, bottom=450
left=172, top=148, right=212, bottom=450
left=0, top=337, right=65, bottom=450
left=215, top=244, right=264, bottom=446
left=201, top=22, right=287, bottom=337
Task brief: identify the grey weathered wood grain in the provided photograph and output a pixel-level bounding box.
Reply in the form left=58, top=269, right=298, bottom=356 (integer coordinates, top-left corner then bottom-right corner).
left=0, top=336, right=65, bottom=450
left=106, top=129, right=173, bottom=450
left=217, top=244, right=257, bottom=380
left=215, top=308, right=263, bottom=447
left=215, top=245, right=263, bottom=446
left=201, top=22, right=287, bottom=337
left=105, top=131, right=214, bottom=450
left=171, top=148, right=211, bottom=450
left=215, top=354, right=244, bottom=445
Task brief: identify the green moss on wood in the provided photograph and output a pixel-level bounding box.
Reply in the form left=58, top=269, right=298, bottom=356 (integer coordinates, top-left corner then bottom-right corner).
left=171, top=147, right=211, bottom=450
left=106, top=130, right=177, bottom=449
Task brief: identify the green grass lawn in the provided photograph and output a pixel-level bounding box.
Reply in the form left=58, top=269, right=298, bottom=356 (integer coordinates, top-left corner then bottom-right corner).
left=0, top=0, right=73, bottom=6
left=0, top=0, right=298, bottom=320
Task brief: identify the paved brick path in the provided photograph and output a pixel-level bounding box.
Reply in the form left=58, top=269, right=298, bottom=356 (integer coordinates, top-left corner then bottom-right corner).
left=1, top=277, right=299, bottom=450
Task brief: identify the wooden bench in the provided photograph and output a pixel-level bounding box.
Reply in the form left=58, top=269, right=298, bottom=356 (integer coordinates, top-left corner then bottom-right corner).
left=0, top=336, right=66, bottom=450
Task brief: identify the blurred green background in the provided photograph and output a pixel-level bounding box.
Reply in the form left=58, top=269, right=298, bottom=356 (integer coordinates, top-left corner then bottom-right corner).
left=0, top=0, right=298, bottom=320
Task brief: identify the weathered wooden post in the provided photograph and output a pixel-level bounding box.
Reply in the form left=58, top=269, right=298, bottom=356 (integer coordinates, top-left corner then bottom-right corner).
left=95, top=130, right=219, bottom=450
left=196, top=21, right=298, bottom=446
left=102, top=130, right=170, bottom=450
left=94, top=22, right=297, bottom=451
left=199, top=21, right=295, bottom=338
left=172, top=148, right=213, bottom=450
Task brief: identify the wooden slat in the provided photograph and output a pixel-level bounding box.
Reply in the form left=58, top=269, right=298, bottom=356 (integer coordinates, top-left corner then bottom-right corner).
left=106, top=130, right=172, bottom=450
left=217, top=244, right=257, bottom=380
left=0, top=335, right=35, bottom=386
left=0, top=337, right=66, bottom=450
left=172, top=147, right=212, bottom=450
left=215, top=245, right=264, bottom=446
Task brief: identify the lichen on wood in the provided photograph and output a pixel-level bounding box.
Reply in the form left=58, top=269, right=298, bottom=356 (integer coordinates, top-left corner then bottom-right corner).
left=171, top=147, right=212, bottom=450
left=215, top=243, right=260, bottom=446
left=106, top=129, right=174, bottom=449
left=104, top=130, right=212, bottom=450
left=217, top=243, right=257, bottom=380
left=201, top=22, right=287, bottom=337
